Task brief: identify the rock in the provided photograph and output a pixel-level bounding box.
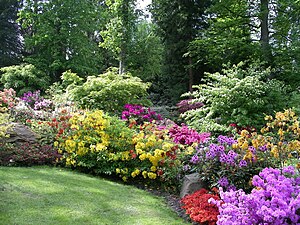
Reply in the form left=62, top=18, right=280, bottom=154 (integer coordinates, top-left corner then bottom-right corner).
left=180, top=173, right=207, bottom=198
left=2, top=122, right=37, bottom=143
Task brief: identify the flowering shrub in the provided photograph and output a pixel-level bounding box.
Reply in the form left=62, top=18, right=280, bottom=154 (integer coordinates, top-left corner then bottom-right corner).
left=121, top=104, right=163, bottom=125
left=261, top=109, right=300, bottom=167
left=0, top=142, right=61, bottom=166
left=20, top=90, right=54, bottom=111
left=20, top=90, right=43, bottom=108
left=168, top=124, right=210, bottom=146
left=56, top=110, right=136, bottom=176
left=211, top=166, right=300, bottom=225
left=181, top=188, right=220, bottom=225
left=27, top=108, right=72, bottom=145
left=0, top=88, right=17, bottom=112
left=176, top=99, right=203, bottom=114
left=185, top=109, right=300, bottom=192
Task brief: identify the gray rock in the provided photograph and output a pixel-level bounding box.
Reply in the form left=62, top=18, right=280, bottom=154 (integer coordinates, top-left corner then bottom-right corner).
left=180, top=173, right=207, bottom=198
left=2, top=122, right=37, bottom=143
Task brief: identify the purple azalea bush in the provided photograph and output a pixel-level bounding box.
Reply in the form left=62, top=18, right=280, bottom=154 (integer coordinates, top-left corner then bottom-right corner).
left=210, top=166, right=300, bottom=225
left=187, top=134, right=281, bottom=192
left=20, top=90, right=53, bottom=111
left=20, top=90, right=42, bottom=107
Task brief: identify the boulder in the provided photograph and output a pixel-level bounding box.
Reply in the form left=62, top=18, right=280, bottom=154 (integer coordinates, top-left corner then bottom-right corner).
left=180, top=173, right=207, bottom=198
left=2, top=122, right=37, bottom=143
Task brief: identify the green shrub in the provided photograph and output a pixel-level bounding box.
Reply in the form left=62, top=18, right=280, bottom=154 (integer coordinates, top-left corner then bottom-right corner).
left=64, top=68, right=152, bottom=114
left=0, top=64, right=50, bottom=95
left=181, top=63, right=289, bottom=133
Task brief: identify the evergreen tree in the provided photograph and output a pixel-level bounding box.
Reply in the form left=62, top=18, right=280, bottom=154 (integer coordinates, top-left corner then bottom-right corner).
left=0, top=0, right=22, bottom=67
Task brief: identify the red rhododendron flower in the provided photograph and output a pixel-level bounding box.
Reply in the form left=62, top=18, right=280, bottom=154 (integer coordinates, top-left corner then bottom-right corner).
left=181, top=188, right=220, bottom=225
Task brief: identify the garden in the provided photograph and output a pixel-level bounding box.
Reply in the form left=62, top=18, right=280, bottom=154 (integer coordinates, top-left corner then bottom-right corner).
left=1, top=0, right=300, bottom=224
left=0, top=65, right=299, bottom=225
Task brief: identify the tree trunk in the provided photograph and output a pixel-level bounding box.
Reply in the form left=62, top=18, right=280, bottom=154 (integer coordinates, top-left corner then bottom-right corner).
left=260, top=0, right=272, bottom=65
left=119, top=50, right=125, bottom=75
left=188, top=57, right=194, bottom=93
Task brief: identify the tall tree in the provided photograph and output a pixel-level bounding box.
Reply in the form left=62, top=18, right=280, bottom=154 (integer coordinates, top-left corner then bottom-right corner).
left=188, top=0, right=261, bottom=73
left=151, top=0, right=211, bottom=103
left=100, top=0, right=138, bottom=74
left=188, top=0, right=300, bottom=87
left=0, top=0, right=22, bottom=67
left=19, top=0, right=106, bottom=82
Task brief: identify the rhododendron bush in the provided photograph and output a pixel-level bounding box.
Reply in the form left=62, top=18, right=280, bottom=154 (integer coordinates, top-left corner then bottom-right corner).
left=181, top=188, right=220, bottom=225
left=182, top=109, right=300, bottom=193
left=210, top=166, right=300, bottom=225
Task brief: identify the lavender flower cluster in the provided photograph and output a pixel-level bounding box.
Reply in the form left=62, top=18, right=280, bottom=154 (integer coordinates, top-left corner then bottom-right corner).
left=20, top=90, right=42, bottom=107
left=20, top=90, right=53, bottom=111
left=192, top=135, right=242, bottom=167
left=210, top=166, right=300, bottom=225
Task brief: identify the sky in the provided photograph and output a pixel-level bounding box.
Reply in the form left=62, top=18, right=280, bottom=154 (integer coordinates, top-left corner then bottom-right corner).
left=136, top=0, right=152, bottom=11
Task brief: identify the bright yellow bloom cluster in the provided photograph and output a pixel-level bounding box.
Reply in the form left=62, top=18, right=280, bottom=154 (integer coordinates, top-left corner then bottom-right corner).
left=57, top=110, right=111, bottom=166
left=236, top=109, right=300, bottom=166
left=262, top=109, right=300, bottom=163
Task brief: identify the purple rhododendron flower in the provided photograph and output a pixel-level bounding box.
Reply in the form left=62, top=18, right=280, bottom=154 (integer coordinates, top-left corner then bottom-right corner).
left=213, top=167, right=300, bottom=225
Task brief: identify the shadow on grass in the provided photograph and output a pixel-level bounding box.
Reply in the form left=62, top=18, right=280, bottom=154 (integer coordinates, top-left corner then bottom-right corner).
left=0, top=166, right=188, bottom=225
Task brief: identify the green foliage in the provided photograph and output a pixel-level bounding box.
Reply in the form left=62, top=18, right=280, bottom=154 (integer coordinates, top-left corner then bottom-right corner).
left=181, top=63, right=289, bottom=133
left=100, top=0, right=138, bottom=74
left=188, top=0, right=260, bottom=71
left=19, top=0, right=106, bottom=81
left=150, top=0, right=211, bottom=104
left=0, top=64, right=50, bottom=95
left=0, top=113, right=11, bottom=140
left=127, top=21, right=163, bottom=82
left=66, top=68, right=152, bottom=114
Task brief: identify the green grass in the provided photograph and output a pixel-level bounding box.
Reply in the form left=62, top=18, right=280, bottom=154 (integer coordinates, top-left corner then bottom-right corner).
left=0, top=166, right=188, bottom=225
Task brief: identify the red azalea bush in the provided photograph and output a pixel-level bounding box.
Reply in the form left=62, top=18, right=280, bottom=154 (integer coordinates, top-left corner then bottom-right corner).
left=181, top=188, right=220, bottom=225
left=0, top=142, right=61, bottom=166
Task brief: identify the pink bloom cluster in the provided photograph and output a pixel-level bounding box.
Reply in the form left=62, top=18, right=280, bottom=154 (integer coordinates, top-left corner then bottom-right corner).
left=0, top=88, right=16, bottom=109
left=168, top=124, right=210, bottom=146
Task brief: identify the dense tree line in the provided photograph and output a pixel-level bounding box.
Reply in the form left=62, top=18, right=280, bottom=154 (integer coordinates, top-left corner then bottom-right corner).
left=0, top=0, right=300, bottom=104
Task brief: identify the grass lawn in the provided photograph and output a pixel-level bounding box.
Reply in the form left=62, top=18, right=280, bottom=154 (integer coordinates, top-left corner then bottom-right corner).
left=0, top=166, right=188, bottom=225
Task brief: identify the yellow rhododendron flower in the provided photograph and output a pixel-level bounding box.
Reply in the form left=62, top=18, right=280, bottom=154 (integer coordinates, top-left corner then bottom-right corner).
left=186, top=146, right=194, bottom=155
left=142, top=171, right=148, bottom=178
left=240, top=130, right=249, bottom=137
left=150, top=166, right=157, bottom=172
left=147, top=172, right=157, bottom=179
left=116, top=168, right=121, bottom=174
left=139, top=153, right=147, bottom=161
